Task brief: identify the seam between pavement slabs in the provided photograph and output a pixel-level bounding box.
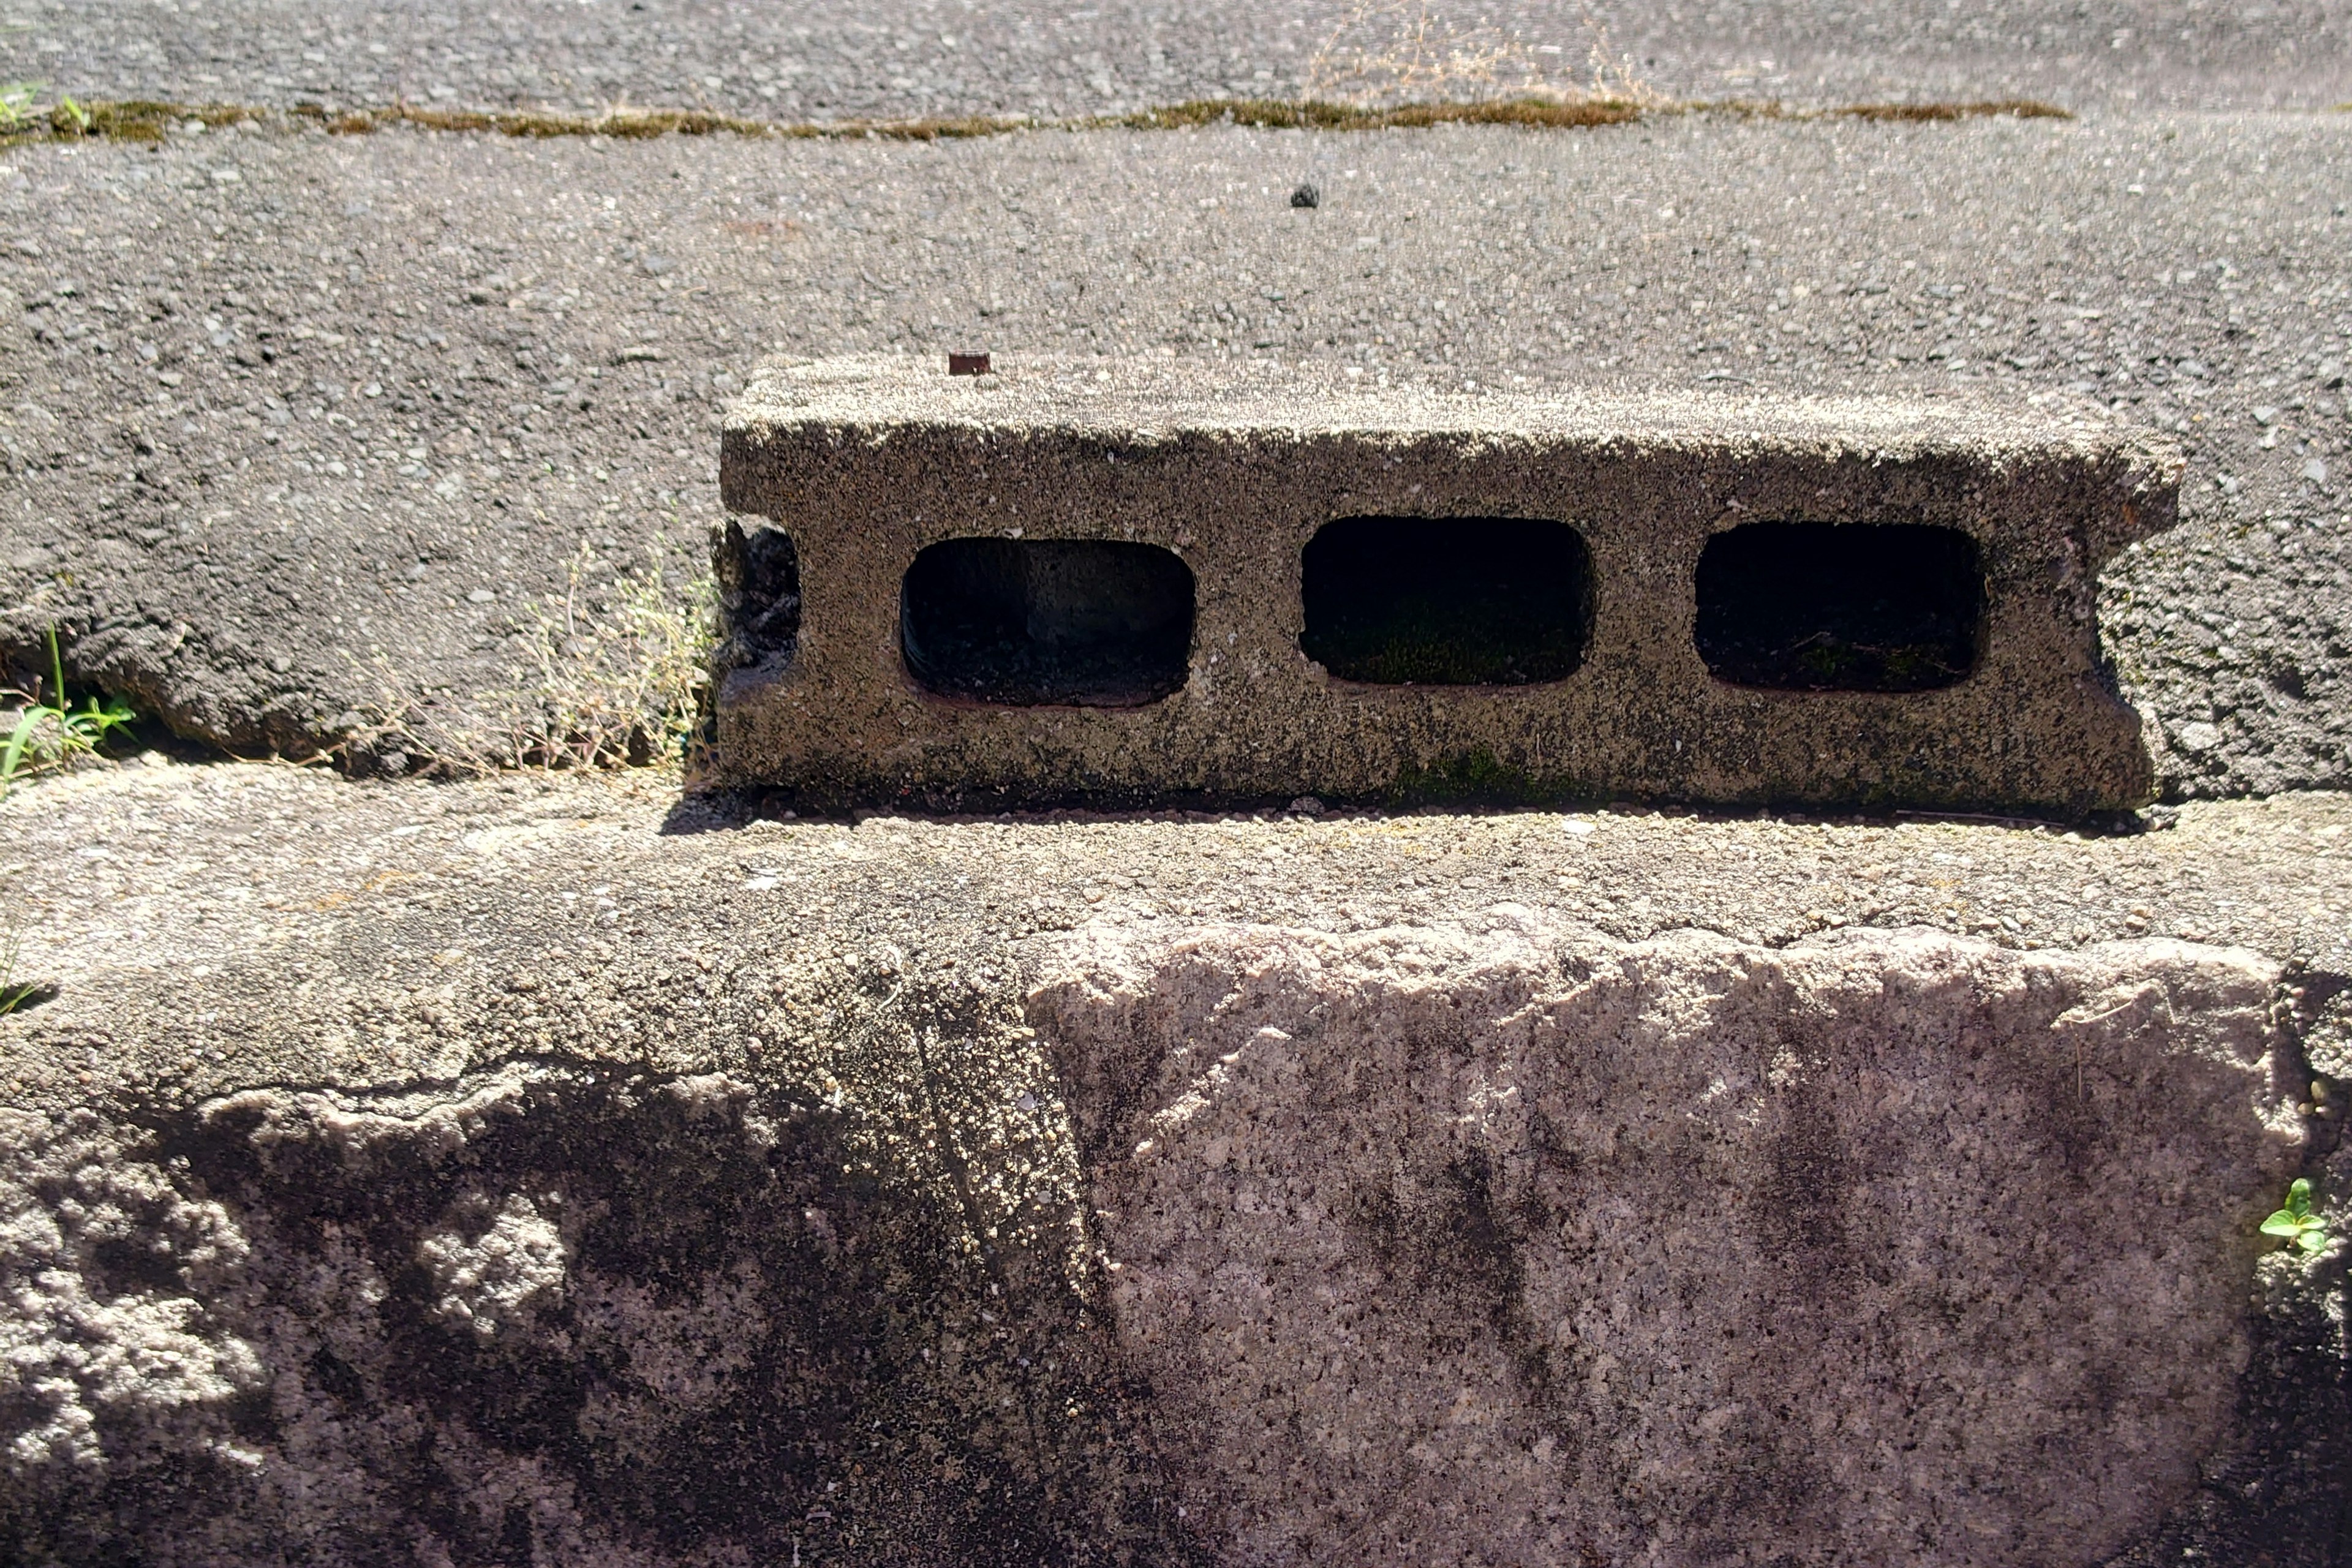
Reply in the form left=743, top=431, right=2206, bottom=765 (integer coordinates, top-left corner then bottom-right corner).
left=0, top=93, right=2084, bottom=149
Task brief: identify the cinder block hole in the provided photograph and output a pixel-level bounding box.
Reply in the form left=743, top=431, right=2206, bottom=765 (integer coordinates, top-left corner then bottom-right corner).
left=719, top=519, right=802, bottom=669
left=1695, top=522, right=1983, bottom=692
left=900, top=538, right=1196, bottom=706
left=1300, top=516, right=1591, bottom=685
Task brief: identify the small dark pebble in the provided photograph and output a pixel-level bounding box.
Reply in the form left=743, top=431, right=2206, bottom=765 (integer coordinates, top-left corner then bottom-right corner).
left=1290, top=183, right=1319, bottom=209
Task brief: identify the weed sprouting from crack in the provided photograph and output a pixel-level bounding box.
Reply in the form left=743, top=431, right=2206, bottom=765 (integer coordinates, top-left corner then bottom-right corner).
left=345, top=533, right=715, bottom=778
left=0, top=82, right=38, bottom=134
left=2263, top=1178, right=2331, bottom=1255
left=0, top=92, right=266, bottom=145
left=0, top=626, right=113, bottom=1016
left=1, top=626, right=139, bottom=801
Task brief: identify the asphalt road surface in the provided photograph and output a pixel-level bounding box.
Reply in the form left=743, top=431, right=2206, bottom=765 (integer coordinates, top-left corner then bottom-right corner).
left=7, top=108, right=2348, bottom=797
left=0, top=6, right=2347, bottom=803
left=9, top=0, right=2347, bottom=118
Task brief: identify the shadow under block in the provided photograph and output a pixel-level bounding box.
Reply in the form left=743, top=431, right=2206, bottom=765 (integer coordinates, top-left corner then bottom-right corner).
left=714, top=355, right=2181, bottom=812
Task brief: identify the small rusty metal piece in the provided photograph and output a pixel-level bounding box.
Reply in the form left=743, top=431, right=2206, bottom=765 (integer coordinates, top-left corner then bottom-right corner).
left=948, top=352, right=991, bottom=376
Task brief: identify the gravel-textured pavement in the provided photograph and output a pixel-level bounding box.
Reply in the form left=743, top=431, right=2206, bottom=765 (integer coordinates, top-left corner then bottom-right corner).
left=2, top=110, right=2346, bottom=797
left=6, top=760, right=2350, bottom=1111
left=8, top=0, right=2348, bottom=119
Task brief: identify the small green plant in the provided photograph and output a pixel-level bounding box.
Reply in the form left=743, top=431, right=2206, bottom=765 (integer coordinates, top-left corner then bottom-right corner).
left=1, top=627, right=138, bottom=799
left=51, top=94, right=90, bottom=135
left=0, top=83, right=39, bottom=132
left=2261, top=1178, right=2330, bottom=1254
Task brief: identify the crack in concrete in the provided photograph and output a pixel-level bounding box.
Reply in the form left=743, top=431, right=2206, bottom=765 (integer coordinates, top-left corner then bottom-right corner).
left=0, top=92, right=2071, bottom=152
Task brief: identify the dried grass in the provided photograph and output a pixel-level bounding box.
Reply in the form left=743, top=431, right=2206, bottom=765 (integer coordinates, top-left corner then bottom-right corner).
left=0, top=94, right=1031, bottom=147
left=333, top=102, right=1032, bottom=143
left=345, top=535, right=714, bottom=778
left=1118, top=96, right=1638, bottom=130
left=1708, top=97, right=2072, bottom=123
left=1303, top=0, right=1663, bottom=110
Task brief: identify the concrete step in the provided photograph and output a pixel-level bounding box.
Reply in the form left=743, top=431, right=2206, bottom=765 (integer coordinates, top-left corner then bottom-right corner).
left=1, top=764, right=2347, bottom=1562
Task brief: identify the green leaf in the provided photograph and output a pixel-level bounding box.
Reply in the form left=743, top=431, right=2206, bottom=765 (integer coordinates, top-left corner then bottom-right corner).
left=64, top=693, right=137, bottom=752
left=2259, top=1177, right=2329, bottom=1254
left=0, top=706, right=39, bottom=797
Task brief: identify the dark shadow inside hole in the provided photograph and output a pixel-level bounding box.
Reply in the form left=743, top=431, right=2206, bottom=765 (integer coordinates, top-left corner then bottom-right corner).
left=1695, top=522, right=1984, bottom=692
left=717, top=519, right=801, bottom=670
left=900, top=538, right=1194, bottom=706
left=1300, top=516, right=1591, bottom=685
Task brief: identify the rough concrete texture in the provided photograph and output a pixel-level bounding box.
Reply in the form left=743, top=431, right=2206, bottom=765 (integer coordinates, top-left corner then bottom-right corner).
left=2, top=113, right=2345, bottom=795
left=717, top=353, right=2178, bottom=811
left=0, top=1066, right=1174, bottom=1566
left=12, top=0, right=2348, bottom=118
left=0, top=8, right=2344, bottom=1561
left=1038, top=921, right=2304, bottom=1565
left=0, top=921, right=2310, bottom=1566
left=0, top=763, right=2346, bottom=1562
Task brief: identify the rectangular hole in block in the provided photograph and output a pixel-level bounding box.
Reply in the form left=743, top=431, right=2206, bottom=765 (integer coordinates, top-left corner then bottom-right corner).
left=900, top=538, right=1195, bottom=706
left=1300, top=516, right=1592, bottom=685
left=717, top=519, right=801, bottom=672
left=1695, top=522, right=1984, bottom=692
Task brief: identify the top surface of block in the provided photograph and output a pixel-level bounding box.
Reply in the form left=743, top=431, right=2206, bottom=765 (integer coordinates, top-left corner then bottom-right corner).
left=726, top=353, right=2174, bottom=468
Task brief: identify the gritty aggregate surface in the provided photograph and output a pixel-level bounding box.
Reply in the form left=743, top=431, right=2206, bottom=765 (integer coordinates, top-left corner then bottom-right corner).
left=6, top=0, right=2347, bottom=118
left=3, top=758, right=2348, bottom=1110
left=2, top=10, right=2350, bottom=1562
left=2, top=111, right=2348, bottom=794
left=6, top=760, right=2343, bottom=1566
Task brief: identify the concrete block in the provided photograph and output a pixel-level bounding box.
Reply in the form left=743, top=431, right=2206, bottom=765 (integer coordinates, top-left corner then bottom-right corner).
left=717, top=355, right=2180, bottom=811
